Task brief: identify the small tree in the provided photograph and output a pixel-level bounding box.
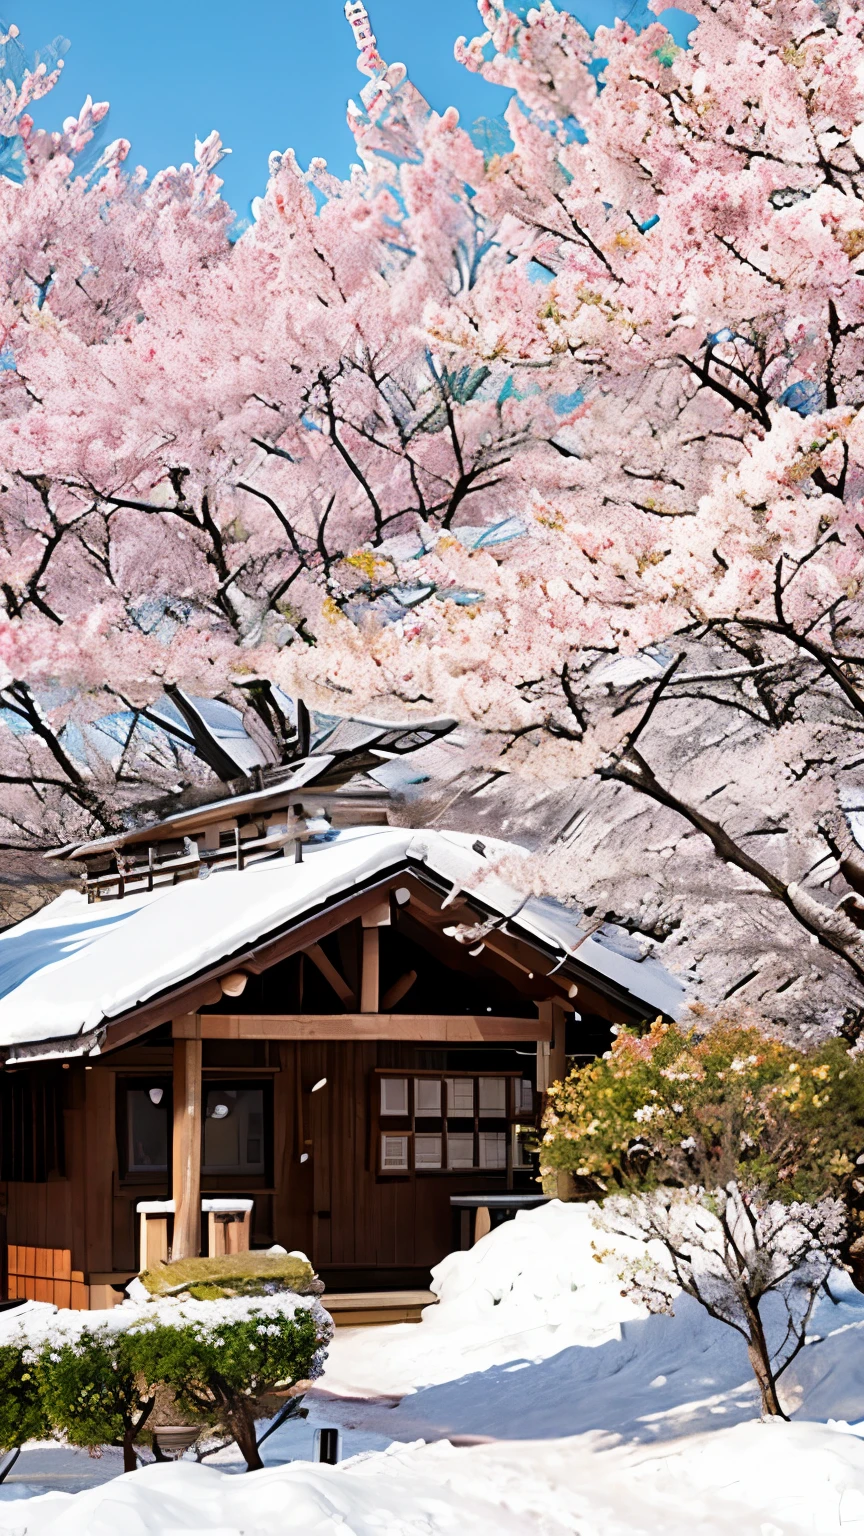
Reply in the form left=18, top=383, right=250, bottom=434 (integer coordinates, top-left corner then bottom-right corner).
left=543, top=1017, right=864, bottom=1416
left=128, top=1294, right=331, bottom=1471
left=34, top=1323, right=156, bottom=1474
left=597, top=1184, right=844, bottom=1418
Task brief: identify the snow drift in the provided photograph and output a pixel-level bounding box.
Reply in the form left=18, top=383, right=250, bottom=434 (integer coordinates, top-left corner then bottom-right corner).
left=5, top=1201, right=864, bottom=1533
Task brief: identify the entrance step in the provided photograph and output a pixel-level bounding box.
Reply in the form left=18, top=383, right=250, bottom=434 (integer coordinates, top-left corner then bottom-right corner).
left=322, top=1290, right=437, bottom=1327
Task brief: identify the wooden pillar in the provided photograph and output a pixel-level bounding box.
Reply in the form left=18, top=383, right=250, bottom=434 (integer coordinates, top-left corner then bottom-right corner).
left=360, top=930, right=379, bottom=1013
left=537, top=999, right=575, bottom=1201
left=550, top=1001, right=568, bottom=1090
left=536, top=1001, right=553, bottom=1095
left=360, top=898, right=390, bottom=1014
left=172, top=1032, right=202, bottom=1260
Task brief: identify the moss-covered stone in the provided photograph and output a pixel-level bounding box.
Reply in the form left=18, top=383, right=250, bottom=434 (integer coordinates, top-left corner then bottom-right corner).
left=140, top=1252, right=321, bottom=1299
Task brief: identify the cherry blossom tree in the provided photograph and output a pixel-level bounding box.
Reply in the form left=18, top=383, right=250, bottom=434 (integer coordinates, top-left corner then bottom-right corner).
left=279, top=0, right=864, bottom=1021
left=0, top=6, right=574, bottom=852
left=3, top=0, right=864, bottom=1033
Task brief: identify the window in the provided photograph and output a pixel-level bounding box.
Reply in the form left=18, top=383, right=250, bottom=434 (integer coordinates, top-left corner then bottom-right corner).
left=374, top=1070, right=534, bottom=1176
left=512, top=1125, right=537, bottom=1169
left=446, top=1078, right=474, bottom=1116
left=479, top=1132, right=507, bottom=1170
left=447, top=1133, right=475, bottom=1169
left=203, top=1087, right=266, bottom=1176
left=478, top=1077, right=507, bottom=1115
left=381, top=1134, right=409, bottom=1170
left=0, top=1070, right=65, bottom=1183
left=380, top=1078, right=409, bottom=1116
left=518, top=1079, right=534, bottom=1115
left=127, top=1088, right=169, bottom=1173
left=415, top=1079, right=441, bottom=1117
left=414, top=1134, right=442, bottom=1169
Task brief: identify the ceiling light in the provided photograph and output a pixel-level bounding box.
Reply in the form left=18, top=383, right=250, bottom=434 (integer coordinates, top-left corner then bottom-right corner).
left=211, top=1103, right=230, bottom=1120
left=300, top=1153, right=309, bottom=1163
left=149, top=1087, right=164, bottom=1106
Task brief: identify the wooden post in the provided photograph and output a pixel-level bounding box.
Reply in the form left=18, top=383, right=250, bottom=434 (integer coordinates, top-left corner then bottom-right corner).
left=139, top=1212, right=170, bottom=1270
left=360, top=930, right=379, bottom=1013
left=550, top=1001, right=568, bottom=1090
left=536, top=1000, right=553, bottom=1095
left=172, top=1030, right=202, bottom=1260
left=360, top=899, right=390, bottom=1014
left=537, top=999, right=575, bottom=1200
left=206, top=1209, right=251, bottom=1257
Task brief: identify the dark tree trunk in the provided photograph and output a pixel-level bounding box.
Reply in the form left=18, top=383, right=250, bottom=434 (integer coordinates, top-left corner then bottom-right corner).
left=122, top=1429, right=138, bottom=1474
left=228, top=1401, right=264, bottom=1472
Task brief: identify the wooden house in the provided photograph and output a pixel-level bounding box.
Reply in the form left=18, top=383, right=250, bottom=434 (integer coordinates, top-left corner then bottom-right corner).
left=0, top=757, right=682, bottom=1308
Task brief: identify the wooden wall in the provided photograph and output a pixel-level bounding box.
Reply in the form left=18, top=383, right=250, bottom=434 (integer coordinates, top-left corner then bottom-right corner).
left=2, top=1036, right=533, bottom=1295
left=292, top=1040, right=521, bottom=1288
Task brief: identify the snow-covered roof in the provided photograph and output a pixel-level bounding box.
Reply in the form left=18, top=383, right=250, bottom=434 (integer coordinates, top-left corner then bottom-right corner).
left=0, top=827, right=685, bottom=1058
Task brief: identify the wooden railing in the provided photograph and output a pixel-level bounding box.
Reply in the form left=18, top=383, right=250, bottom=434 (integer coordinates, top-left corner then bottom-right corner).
left=86, top=827, right=298, bottom=902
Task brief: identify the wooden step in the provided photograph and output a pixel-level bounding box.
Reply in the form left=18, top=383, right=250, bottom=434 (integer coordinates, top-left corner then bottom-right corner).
left=322, top=1290, right=437, bottom=1327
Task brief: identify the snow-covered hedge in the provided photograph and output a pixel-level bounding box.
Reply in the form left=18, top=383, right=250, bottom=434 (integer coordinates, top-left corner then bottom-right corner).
left=0, top=1289, right=333, bottom=1472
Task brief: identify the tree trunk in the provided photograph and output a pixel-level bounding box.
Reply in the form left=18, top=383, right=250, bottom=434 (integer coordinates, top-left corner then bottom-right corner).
left=746, top=1335, right=787, bottom=1420
left=228, top=1402, right=264, bottom=1472
left=122, top=1429, right=138, bottom=1474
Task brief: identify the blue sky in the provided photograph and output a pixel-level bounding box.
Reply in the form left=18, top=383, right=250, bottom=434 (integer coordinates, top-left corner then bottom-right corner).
left=21, top=1, right=692, bottom=218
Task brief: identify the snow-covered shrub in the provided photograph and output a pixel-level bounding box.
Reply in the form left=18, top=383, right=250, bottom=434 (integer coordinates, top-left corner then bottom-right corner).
left=542, top=1017, right=864, bottom=1415
left=29, top=1314, right=156, bottom=1473
left=0, top=1340, right=48, bottom=1450
left=127, top=1292, right=332, bottom=1471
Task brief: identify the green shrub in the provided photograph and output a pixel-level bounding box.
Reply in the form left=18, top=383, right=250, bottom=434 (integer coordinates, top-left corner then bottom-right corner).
left=34, top=1322, right=156, bottom=1473
left=128, top=1294, right=331, bottom=1470
left=0, top=1341, right=49, bottom=1450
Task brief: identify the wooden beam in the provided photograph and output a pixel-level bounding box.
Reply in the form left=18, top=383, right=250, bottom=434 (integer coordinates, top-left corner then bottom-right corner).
left=104, top=977, right=222, bottom=1052
left=184, top=1013, right=551, bottom=1042
left=398, top=908, right=560, bottom=1001
left=380, top=970, right=418, bottom=1010
left=304, top=944, right=356, bottom=1009
left=401, top=875, right=643, bottom=1022
left=361, top=898, right=392, bottom=928
left=360, top=929, right=379, bottom=1013
left=101, top=877, right=407, bottom=1051
left=172, top=1032, right=202, bottom=1260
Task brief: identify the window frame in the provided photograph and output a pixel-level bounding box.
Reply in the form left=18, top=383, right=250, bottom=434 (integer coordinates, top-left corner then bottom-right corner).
left=372, top=1069, right=534, bottom=1178
left=116, top=1075, right=173, bottom=1186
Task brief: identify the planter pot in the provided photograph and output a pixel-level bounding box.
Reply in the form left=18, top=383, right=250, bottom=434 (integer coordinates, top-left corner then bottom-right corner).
left=153, top=1426, right=200, bottom=1457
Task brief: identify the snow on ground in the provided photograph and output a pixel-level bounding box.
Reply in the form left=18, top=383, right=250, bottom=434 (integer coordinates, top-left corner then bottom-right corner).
left=4, top=1201, right=864, bottom=1532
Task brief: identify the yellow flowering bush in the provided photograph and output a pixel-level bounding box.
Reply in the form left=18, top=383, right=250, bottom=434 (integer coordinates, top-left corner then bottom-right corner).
left=542, top=1016, right=864, bottom=1210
